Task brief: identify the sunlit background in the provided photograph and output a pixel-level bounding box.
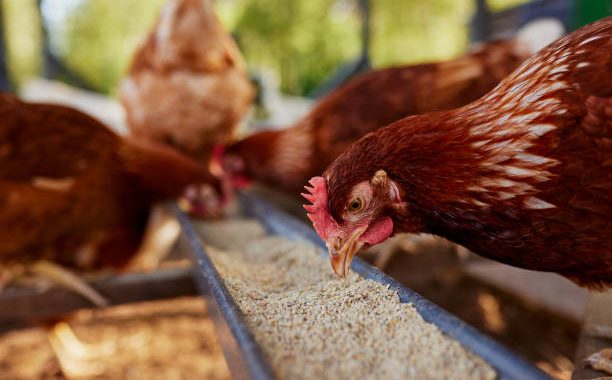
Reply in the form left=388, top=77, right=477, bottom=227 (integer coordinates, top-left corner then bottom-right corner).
left=3, top=0, right=610, bottom=100
left=5, top=0, right=608, bottom=99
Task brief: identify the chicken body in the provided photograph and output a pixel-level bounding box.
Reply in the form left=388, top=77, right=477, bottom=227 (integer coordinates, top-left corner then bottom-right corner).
left=120, top=0, right=253, bottom=161
left=225, top=37, right=548, bottom=193
left=305, top=18, right=612, bottom=288
left=0, top=95, right=213, bottom=270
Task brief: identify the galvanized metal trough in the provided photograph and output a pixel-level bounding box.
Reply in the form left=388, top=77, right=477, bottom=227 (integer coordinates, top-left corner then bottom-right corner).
left=0, top=267, right=197, bottom=331
left=175, top=191, right=552, bottom=380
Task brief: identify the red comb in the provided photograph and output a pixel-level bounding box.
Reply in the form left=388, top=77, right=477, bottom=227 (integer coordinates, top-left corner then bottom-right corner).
left=301, top=176, right=339, bottom=241
left=212, top=144, right=225, bottom=163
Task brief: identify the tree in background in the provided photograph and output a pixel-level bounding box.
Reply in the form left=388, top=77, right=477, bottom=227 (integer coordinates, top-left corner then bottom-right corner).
left=369, top=0, right=534, bottom=68
left=232, top=0, right=360, bottom=95
left=60, top=0, right=165, bottom=94
left=2, top=0, right=42, bottom=89
left=369, top=0, right=472, bottom=68
left=1, top=0, right=164, bottom=93
left=2, top=0, right=534, bottom=96
left=487, top=0, right=529, bottom=12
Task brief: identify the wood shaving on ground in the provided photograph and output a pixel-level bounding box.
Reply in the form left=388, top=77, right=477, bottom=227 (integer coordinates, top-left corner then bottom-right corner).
left=194, top=218, right=496, bottom=380
left=0, top=298, right=230, bottom=380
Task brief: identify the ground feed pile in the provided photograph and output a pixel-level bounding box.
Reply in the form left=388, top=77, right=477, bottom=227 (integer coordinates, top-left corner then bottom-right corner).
left=194, top=218, right=496, bottom=380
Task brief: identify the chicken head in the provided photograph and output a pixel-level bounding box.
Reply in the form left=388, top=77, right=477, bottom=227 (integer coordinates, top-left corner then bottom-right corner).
left=303, top=171, right=403, bottom=277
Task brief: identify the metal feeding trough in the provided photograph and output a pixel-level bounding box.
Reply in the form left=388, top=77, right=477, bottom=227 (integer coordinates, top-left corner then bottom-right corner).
left=175, top=192, right=551, bottom=380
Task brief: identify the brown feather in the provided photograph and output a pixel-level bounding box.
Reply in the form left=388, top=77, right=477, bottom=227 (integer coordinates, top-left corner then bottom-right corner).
left=0, top=95, right=211, bottom=270
left=324, top=17, right=612, bottom=288
left=120, top=0, right=253, bottom=161
left=225, top=38, right=535, bottom=192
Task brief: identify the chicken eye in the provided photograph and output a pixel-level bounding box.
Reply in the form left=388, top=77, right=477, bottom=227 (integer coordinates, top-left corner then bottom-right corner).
left=347, top=198, right=364, bottom=212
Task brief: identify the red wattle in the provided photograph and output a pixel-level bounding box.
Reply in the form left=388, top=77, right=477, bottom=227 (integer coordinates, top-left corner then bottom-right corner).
left=360, top=217, right=394, bottom=245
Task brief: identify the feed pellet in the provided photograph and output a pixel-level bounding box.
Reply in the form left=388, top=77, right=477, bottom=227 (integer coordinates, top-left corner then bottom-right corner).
left=195, top=218, right=496, bottom=380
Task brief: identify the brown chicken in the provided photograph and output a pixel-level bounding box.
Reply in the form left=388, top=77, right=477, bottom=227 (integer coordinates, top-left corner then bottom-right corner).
left=305, top=17, right=611, bottom=285
left=0, top=94, right=220, bottom=377
left=304, top=17, right=612, bottom=374
left=0, top=94, right=216, bottom=279
left=222, top=24, right=561, bottom=193
left=120, top=0, right=254, bottom=162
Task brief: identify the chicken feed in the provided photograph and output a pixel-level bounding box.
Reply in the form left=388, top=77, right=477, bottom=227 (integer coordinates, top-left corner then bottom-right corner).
left=194, top=218, right=496, bottom=380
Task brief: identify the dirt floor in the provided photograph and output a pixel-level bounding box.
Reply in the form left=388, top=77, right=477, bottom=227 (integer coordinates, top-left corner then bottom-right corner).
left=0, top=298, right=230, bottom=380
left=0, top=246, right=580, bottom=380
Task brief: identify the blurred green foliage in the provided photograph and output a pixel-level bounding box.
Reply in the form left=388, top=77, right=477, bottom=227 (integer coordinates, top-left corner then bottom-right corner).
left=370, top=0, right=473, bottom=67
left=232, top=0, right=360, bottom=95
left=572, top=0, right=612, bottom=28
left=2, top=0, right=42, bottom=89
left=2, top=0, right=532, bottom=96
left=61, top=0, right=165, bottom=94
left=369, top=0, right=534, bottom=67
left=486, top=0, right=530, bottom=12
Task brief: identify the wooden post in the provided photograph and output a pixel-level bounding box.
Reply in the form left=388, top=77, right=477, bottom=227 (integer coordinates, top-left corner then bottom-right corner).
left=0, top=0, right=11, bottom=91
left=470, top=0, right=491, bottom=43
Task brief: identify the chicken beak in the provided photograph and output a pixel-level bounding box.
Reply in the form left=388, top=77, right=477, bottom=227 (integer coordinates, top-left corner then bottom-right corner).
left=328, top=227, right=367, bottom=278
